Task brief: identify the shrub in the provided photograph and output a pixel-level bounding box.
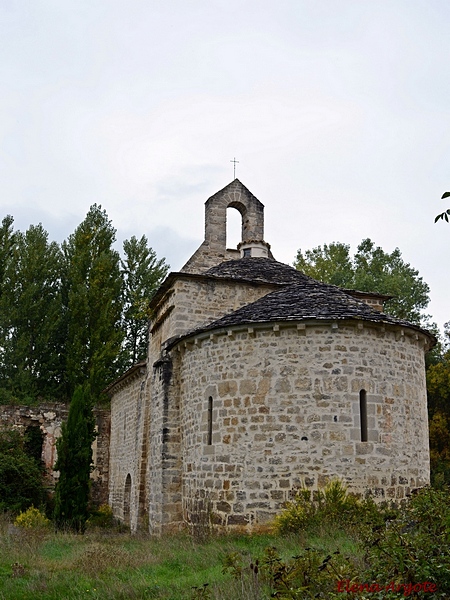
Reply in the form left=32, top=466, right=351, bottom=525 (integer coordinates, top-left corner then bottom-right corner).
left=0, top=429, right=46, bottom=513
left=363, top=486, right=450, bottom=597
left=87, top=504, right=115, bottom=528
left=222, top=544, right=359, bottom=599
left=274, top=479, right=365, bottom=534
left=14, top=506, right=50, bottom=529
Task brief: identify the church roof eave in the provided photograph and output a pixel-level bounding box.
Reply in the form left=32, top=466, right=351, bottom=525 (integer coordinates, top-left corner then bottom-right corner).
left=103, top=361, right=147, bottom=396
left=150, top=266, right=285, bottom=313
left=165, top=313, right=435, bottom=354
left=163, top=278, right=436, bottom=352
left=150, top=257, right=314, bottom=311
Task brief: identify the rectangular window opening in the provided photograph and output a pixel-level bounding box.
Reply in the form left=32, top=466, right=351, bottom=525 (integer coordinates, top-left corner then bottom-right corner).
left=360, top=390, right=368, bottom=442
left=207, top=396, right=213, bottom=445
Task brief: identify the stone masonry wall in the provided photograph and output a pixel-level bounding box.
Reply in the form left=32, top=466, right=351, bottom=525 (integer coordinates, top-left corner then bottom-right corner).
left=0, top=403, right=110, bottom=505
left=147, top=355, right=183, bottom=535
left=181, top=179, right=265, bottom=274
left=109, top=275, right=277, bottom=533
left=177, top=321, right=429, bottom=531
left=150, top=277, right=278, bottom=356
left=108, top=365, right=148, bottom=530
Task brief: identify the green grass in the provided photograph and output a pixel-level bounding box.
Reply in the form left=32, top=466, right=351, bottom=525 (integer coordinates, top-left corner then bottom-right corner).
left=3, top=484, right=449, bottom=598
left=0, top=514, right=361, bottom=600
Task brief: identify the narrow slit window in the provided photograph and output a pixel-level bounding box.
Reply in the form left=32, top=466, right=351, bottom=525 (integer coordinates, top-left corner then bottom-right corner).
left=360, top=389, right=368, bottom=442
left=207, top=396, right=213, bottom=445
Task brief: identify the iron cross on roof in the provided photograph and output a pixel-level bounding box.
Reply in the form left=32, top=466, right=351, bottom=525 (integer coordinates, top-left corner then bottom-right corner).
left=230, top=157, right=239, bottom=179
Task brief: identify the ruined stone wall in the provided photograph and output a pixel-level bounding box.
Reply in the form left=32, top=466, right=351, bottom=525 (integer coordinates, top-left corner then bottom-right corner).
left=90, top=408, right=111, bottom=505
left=108, top=366, right=147, bottom=530
left=177, top=321, right=429, bottom=531
left=0, top=403, right=110, bottom=505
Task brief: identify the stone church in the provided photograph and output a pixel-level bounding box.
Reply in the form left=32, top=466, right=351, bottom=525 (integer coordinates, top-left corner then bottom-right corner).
left=106, top=179, right=434, bottom=535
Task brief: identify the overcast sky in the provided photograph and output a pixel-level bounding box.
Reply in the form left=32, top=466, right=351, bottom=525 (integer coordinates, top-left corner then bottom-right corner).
left=1, top=1, right=450, bottom=330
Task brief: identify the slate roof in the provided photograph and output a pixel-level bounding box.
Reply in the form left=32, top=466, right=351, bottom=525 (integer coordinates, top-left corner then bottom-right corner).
left=174, top=257, right=434, bottom=342
left=200, top=281, right=414, bottom=331
left=205, top=257, right=311, bottom=285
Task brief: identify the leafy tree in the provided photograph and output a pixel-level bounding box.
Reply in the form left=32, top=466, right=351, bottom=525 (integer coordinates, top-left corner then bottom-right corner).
left=427, top=340, right=450, bottom=417
left=0, top=224, right=64, bottom=403
left=427, top=323, right=450, bottom=483
left=0, top=429, right=45, bottom=513
left=0, top=215, right=16, bottom=297
left=53, top=385, right=97, bottom=532
left=294, top=241, right=353, bottom=288
left=0, top=207, right=169, bottom=404
left=62, top=205, right=123, bottom=399
left=294, top=238, right=430, bottom=324
left=435, top=191, right=450, bottom=222
left=121, top=235, right=169, bottom=367
left=427, top=328, right=450, bottom=481
left=428, top=412, right=450, bottom=485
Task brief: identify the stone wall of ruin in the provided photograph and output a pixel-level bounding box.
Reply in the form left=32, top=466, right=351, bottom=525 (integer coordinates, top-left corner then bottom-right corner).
left=0, top=403, right=110, bottom=505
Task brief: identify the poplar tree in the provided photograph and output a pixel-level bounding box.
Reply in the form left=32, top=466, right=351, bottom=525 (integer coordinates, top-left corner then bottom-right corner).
left=0, top=216, right=16, bottom=397
left=0, top=223, right=64, bottom=402
left=62, top=205, right=123, bottom=399
left=53, top=385, right=96, bottom=532
left=0, top=215, right=15, bottom=297
left=121, top=235, right=169, bottom=367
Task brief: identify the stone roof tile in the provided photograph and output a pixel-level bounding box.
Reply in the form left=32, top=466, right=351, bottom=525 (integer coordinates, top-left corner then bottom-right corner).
left=178, top=257, right=434, bottom=342
left=205, top=257, right=311, bottom=284
left=201, top=282, right=410, bottom=330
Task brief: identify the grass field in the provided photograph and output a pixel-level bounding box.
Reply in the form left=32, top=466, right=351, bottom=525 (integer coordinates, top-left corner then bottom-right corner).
left=2, top=484, right=449, bottom=599
left=0, top=515, right=360, bottom=600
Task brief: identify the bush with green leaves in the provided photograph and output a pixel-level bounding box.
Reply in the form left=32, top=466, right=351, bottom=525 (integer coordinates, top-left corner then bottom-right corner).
left=222, top=544, right=360, bottom=599
left=14, top=506, right=50, bottom=529
left=87, top=503, right=115, bottom=528
left=362, top=486, right=450, bottom=598
left=274, top=479, right=372, bottom=534
left=0, top=428, right=46, bottom=513
left=225, top=483, right=448, bottom=598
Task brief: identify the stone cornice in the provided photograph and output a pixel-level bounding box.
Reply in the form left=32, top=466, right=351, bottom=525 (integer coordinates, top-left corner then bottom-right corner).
left=167, top=318, right=434, bottom=353
left=104, top=361, right=147, bottom=396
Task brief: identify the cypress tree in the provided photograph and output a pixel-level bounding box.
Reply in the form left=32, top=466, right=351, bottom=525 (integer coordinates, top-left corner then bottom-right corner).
left=53, top=385, right=96, bottom=532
